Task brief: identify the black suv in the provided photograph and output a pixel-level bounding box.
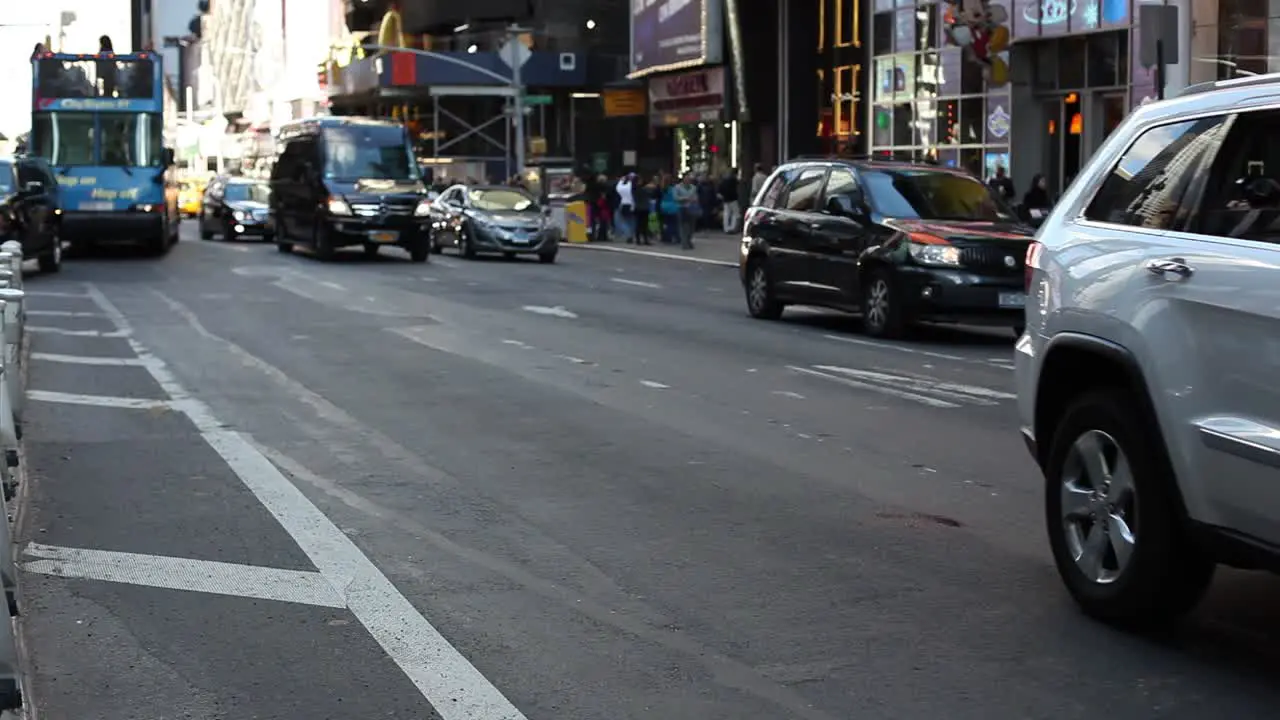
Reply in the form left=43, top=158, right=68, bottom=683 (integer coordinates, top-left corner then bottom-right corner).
left=740, top=159, right=1033, bottom=338
left=0, top=155, right=62, bottom=273
left=271, top=117, right=430, bottom=262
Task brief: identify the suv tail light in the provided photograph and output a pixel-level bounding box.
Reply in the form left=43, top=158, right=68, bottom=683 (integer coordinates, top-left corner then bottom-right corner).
left=1025, top=241, right=1043, bottom=292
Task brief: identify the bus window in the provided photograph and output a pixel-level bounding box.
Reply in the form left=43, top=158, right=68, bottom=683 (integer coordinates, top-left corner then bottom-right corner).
left=100, top=114, right=163, bottom=167
left=31, top=113, right=95, bottom=166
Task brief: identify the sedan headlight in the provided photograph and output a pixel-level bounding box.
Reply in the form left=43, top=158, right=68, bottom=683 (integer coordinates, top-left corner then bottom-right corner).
left=908, top=242, right=961, bottom=267
left=414, top=199, right=432, bottom=217
left=233, top=210, right=247, bottom=221
left=327, top=196, right=352, bottom=215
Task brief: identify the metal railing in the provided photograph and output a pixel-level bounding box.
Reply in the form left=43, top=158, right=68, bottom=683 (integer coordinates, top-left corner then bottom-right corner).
left=0, top=240, right=28, bottom=710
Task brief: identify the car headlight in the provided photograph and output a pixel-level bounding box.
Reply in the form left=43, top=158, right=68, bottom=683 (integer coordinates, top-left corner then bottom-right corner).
left=908, top=242, right=961, bottom=266
left=233, top=210, right=246, bottom=221
left=327, top=196, right=352, bottom=215
left=414, top=199, right=432, bottom=217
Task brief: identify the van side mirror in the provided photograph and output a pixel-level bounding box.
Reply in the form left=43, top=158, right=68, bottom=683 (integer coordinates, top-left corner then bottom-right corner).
left=21, top=180, right=43, bottom=195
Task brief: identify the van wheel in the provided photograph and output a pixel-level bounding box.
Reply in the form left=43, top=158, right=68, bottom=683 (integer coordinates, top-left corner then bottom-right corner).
left=276, top=240, right=293, bottom=254
left=409, top=245, right=429, bottom=263
left=1044, top=388, right=1215, bottom=628
left=745, top=258, right=783, bottom=319
left=363, top=242, right=379, bottom=259
left=862, top=269, right=905, bottom=338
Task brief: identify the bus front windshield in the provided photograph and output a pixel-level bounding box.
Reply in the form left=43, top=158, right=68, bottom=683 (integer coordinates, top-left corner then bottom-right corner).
left=32, top=112, right=164, bottom=167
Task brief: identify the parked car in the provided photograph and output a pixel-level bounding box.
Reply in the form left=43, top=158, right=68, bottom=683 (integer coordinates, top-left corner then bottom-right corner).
left=270, top=116, right=430, bottom=262
left=428, top=184, right=559, bottom=263
left=199, top=177, right=273, bottom=241
left=1019, top=72, right=1280, bottom=627
left=739, top=158, right=1034, bottom=337
left=0, top=155, right=61, bottom=272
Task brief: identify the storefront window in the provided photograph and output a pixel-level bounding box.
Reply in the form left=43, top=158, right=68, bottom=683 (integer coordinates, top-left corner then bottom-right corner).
left=870, top=0, right=1009, bottom=173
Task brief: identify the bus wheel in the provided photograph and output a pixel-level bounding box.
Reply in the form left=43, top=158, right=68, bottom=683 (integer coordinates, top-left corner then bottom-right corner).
left=145, top=233, right=168, bottom=257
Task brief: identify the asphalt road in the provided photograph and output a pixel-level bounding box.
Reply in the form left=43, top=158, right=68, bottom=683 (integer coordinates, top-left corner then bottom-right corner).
left=13, top=225, right=1280, bottom=719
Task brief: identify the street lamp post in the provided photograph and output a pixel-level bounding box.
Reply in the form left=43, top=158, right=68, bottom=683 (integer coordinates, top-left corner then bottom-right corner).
left=328, top=26, right=530, bottom=175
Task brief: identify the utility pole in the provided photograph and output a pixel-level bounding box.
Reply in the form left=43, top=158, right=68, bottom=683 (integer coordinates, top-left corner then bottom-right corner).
left=509, top=25, right=526, bottom=178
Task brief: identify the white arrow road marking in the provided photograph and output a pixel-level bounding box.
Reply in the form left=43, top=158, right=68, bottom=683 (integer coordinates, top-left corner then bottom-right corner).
left=521, top=305, right=578, bottom=318
left=812, top=365, right=1016, bottom=405
left=611, top=277, right=662, bottom=289
left=788, top=366, right=959, bottom=408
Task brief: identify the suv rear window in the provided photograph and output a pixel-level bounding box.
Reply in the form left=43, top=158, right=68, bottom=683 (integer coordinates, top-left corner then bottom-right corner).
left=1084, top=116, right=1228, bottom=230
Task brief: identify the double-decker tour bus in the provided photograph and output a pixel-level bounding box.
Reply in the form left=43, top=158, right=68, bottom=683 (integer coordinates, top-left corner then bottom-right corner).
left=29, top=47, right=179, bottom=255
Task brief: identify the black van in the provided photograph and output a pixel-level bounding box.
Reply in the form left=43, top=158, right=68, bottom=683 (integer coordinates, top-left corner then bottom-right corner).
left=271, top=117, right=430, bottom=262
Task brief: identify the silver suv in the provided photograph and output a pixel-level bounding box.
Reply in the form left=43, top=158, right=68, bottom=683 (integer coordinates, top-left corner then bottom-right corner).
left=1018, top=74, right=1280, bottom=626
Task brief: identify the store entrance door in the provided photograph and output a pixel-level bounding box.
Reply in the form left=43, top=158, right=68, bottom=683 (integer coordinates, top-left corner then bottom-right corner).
left=1040, top=93, right=1084, bottom=197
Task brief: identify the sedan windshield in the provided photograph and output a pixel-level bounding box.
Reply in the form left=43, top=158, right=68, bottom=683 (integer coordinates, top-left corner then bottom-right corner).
left=468, top=189, right=537, bottom=212
left=224, top=183, right=270, bottom=203
left=863, top=170, right=1017, bottom=222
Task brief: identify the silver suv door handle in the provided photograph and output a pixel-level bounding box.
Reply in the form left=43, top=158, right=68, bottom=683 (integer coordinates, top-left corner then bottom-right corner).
left=1145, top=257, right=1194, bottom=278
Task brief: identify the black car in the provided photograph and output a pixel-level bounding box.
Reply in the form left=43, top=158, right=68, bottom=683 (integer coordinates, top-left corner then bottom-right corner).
left=740, top=159, right=1034, bottom=338
left=199, top=176, right=273, bottom=241
left=0, top=156, right=61, bottom=273
left=271, top=117, right=430, bottom=262
left=428, top=184, right=559, bottom=263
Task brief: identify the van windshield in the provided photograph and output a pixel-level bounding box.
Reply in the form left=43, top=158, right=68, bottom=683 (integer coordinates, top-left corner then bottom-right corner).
left=323, top=126, right=417, bottom=182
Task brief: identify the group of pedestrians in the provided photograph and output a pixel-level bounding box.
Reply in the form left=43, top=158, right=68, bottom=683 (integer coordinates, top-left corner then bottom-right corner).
left=584, top=165, right=772, bottom=250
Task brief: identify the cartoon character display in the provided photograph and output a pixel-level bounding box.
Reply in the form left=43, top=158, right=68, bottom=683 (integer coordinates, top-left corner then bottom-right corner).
left=943, top=0, right=1011, bottom=88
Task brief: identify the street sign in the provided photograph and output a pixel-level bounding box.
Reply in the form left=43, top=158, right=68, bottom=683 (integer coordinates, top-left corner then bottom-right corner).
left=499, top=38, right=531, bottom=68
left=524, top=94, right=553, bottom=106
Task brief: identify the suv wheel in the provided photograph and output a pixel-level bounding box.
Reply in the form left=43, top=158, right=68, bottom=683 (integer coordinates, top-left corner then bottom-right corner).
left=863, top=269, right=905, bottom=338
left=1045, top=389, right=1215, bottom=627
left=745, top=258, right=783, bottom=319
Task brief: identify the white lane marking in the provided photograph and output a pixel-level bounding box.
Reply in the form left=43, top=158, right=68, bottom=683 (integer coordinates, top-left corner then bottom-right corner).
left=772, top=390, right=806, bottom=400
left=556, top=354, right=591, bottom=364
left=562, top=242, right=737, bottom=267
left=610, top=277, right=662, bottom=289
left=31, top=352, right=145, bottom=366
left=787, top=365, right=959, bottom=408
left=84, top=284, right=528, bottom=720
left=320, top=280, right=345, bottom=290
left=639, top=379, right=669, bottom=389
left=501, top=339, right=533, bottom=349
left=28, top=390, right=174, bottom=410
left=521, top=304, right=578, bottom=319
left=22, top=543, right=347, bottom=609
left=28, top=326, right=129, bottom=338
left=813, top=365, right=1015, bottom=404
left=26, top=310, right=102, bottom=318
left=433, top=258, right=463, bottom=268
left=821, top=333, right=966, bottom=362
left=23, top=291, right=87, bottom=299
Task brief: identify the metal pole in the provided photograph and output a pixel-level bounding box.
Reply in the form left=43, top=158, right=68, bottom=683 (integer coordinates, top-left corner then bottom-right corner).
left=510, top=25, right=526, bottom=178
left=569, top=98, right=575, bottom=163
left=1155, top=39, right=1165, bottom=100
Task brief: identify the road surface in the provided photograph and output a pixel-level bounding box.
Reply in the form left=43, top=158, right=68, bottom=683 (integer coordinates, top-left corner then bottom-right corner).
left=13, top=226, right=1280, bottom=719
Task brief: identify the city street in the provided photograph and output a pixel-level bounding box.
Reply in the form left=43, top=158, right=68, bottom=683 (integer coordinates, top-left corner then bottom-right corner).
left=12, top=224, right=1280, bottom=719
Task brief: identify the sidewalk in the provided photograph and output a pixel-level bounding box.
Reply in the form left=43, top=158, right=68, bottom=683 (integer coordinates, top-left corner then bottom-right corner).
left=562, top=230, right=741, bottom=267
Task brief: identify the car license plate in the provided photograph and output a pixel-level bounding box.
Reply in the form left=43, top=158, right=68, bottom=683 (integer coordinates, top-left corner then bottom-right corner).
left=369, top=230, right=398, bottom=243
left=79, top=201, right=113, bottom=211
left=999, top=291, right=1026, bottom=308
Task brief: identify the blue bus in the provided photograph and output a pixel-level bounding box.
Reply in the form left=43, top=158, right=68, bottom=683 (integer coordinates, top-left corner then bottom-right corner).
left=29, top=50, right=179, bottom=255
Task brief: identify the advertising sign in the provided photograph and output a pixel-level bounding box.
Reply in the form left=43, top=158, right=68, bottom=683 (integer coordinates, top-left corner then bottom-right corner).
left=647, top=65, right=725, bottom=127
left=630, top=0, right=723, bottom=78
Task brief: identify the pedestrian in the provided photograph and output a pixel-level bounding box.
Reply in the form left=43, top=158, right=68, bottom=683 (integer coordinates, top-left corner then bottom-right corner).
left=988, top=165, right=1015, bottom=201
left=97, top=35, right=118, bottom=98
left=673, top=173, right=699, bottom=249
left=633, top=177, right=653, bottom=246
left=750, top=163, right=768, bottom=203
left=1022, top=173, right=1053, bottom=223
left=614, top=172, right=637, bottom=243
left=658, top=176, right=679, bottom=245
left=718, top=168, right=740, bottom=233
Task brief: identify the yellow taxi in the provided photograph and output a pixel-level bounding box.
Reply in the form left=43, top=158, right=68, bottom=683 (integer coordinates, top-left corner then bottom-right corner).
left=178, top=179, right=206, bottom=217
